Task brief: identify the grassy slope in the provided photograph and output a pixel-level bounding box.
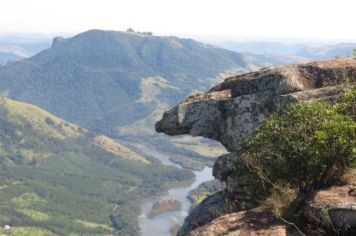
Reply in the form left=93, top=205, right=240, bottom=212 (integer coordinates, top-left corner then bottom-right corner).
left=0, top=97, right=193, bottom=235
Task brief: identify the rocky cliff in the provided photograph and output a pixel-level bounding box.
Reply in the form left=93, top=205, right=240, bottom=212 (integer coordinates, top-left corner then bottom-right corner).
left=156, top=58, right=356, bottom=235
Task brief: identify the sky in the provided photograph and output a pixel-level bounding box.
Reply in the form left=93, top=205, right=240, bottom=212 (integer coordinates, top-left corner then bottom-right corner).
left=0, top=0, right=355, bottom=41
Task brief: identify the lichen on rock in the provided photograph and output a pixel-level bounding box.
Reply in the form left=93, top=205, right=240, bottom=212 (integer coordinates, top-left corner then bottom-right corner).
left=156, top=58, right=356, bottom=235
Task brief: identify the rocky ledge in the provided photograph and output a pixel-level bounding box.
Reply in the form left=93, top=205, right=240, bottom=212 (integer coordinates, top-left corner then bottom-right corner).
left=305, top=185, right=356, bottom=231
left=156, top=58, right=356, bottom=151
left=156, top=58, right=356, bottom=235
left=188, top=209, right=297, bottom=236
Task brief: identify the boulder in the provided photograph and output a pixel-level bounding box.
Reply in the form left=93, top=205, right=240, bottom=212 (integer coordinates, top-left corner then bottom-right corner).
left=188, top=209, right=297, bottom=236
left=178, top=191, right=254, bottom=236
left=156, top=58, right=356, bottom=235
left=156, top=58, right=356, bottom=151
left=305, top=185, right=356, bottom=232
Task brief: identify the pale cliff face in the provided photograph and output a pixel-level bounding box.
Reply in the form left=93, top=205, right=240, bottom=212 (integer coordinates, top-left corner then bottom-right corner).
left=155, top=58, right=356, bottom=236
left=156, top=58, right=356, bottom=152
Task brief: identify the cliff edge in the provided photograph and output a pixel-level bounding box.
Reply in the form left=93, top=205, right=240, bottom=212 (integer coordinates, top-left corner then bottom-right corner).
left=156, top=58, right=356, bottom=236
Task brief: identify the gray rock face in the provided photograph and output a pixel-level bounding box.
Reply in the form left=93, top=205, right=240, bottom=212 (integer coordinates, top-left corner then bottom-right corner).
left=51, top=36, right=66, bottom=47
left=156, top=58, right=356, bottom=235
left=177, top=191, right=254, bottom=236
left=187, top=209, right=298, bottom=236
left=156, top=58, right=356, bottom=151
left=305, top=185, right=356, bottom=231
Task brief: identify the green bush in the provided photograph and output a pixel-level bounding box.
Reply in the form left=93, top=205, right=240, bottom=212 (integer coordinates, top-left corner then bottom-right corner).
left=235, top=89, right=356, bottom=199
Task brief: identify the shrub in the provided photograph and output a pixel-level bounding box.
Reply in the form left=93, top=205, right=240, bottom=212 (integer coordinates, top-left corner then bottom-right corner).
left=235, top=89, right=356, bottom=200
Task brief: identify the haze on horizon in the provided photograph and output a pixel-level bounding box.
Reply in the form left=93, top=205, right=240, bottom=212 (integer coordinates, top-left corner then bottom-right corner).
left=0, top=0, right=355, bottom=42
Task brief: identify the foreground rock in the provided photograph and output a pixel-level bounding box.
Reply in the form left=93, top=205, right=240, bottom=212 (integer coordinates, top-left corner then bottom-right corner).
left=178, top=191, right=254, bottom=236
left=305, top=185, right=356, bottom=232
left=156, top=58, right=356, bottom=235
left=188, top=209, right=297, bottom=236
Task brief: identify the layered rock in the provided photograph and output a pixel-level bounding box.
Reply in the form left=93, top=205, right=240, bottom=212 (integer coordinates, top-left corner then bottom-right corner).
left=156, top=58, right=356, bottom=235
left=178, top=191, right=254, bottom=236
left=157, top=58, right=356, bottom=191
left=305, top=185, right=356, bottom=231
left=156, top=58, right=356, bottom=151
left=188, top=209, right=297, bottom=236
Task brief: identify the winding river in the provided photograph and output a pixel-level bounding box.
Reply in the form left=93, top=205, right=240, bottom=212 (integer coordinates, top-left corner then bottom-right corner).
left=134, top=143, right=214, bottom=236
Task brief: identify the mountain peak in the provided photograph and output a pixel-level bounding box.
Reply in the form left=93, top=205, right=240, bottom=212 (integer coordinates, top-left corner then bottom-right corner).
left=51, top=36, right=66, bottom=47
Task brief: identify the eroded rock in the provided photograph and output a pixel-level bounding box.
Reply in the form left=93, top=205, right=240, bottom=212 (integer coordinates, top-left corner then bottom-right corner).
left=156, top=58, right=356, bottom=235
left=188, top=209, right=297, bottom=236
left=156, top=58, right=356, bottom=151
left=305, top=185, right=356, bottom=232
left=177, top=191, right=254, bottom=236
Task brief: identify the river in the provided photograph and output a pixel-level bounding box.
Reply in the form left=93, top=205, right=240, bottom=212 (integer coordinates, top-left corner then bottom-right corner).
left=134, top=143, right=214, bottom=236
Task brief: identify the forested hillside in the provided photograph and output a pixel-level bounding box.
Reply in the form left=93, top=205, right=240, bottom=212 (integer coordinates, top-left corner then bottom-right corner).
left=0, top=30, right=277, bottom=138
left=0, top=97, right=193, bottom=235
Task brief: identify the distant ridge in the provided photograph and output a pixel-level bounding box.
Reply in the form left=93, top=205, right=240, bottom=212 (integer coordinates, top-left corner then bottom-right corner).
left=0, top=29, right=278, bottom=138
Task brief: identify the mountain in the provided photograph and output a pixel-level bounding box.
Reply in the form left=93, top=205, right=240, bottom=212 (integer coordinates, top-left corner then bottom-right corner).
left=296, top=43, right=356, bottom=59
left=0, top=97, right=192, bottom=235
left=0, top=45, right=29, bottom=64
left=0, top=52, right=23, bottom=65
left=207, top=40, right=356, bottom=61
left=206, top=40, right=308, bottom=55
left=0, top=30, right=280, bottom=139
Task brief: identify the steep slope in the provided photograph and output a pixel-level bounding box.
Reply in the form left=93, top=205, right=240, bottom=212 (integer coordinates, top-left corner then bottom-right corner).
left=0, top=97, right=192, bottom=235
left=0, top=30, right=276, bottom=138
left=156, top=58, right=356, bottom=235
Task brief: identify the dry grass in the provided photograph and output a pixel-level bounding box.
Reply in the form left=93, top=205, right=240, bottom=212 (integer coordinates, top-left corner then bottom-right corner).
left=93, top=135, right=149, bottom=164
left=2, top=97, right=84, bottom=139
left=261, top=185, right=299, bottom=218
left=171, top=136, right=228, bottom=158
left=342, top=169, right=356, bottom=185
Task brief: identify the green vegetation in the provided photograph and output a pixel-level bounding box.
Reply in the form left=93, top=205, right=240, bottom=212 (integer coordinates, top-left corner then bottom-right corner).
left=0, top=227, right=56, bottom=236
left=0, top=30, right=277, bottom=170
left=187, top=180, right=223, bottom=207
left=147, top=199, right=182, bottom=219
left=169, top=155, right=206, bottom=171
left=0, top=97, right=194, bottom=235
left=0, top=30, right=266, bottom=138
left=233, top=88, right=355, bottom=219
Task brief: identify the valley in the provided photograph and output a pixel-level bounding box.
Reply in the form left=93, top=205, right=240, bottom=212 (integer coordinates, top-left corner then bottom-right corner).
left=0, top=97, right=194, bottom=235
left=0, top=28, right=353, bottom=236
left=0, top=1, right=355, bottom=235
left=0, top=30, right=247, bottom=235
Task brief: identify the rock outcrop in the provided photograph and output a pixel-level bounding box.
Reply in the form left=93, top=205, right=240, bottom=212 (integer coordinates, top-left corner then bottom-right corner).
left=305, top=185, right=356, bottom=231
left=156, top=58, right=356, bottom=151
left=188, top=209, right=297, bottom=236
left=178, top=191, right=254, bottom=236
left=156, top=58, right=356, bottom=235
